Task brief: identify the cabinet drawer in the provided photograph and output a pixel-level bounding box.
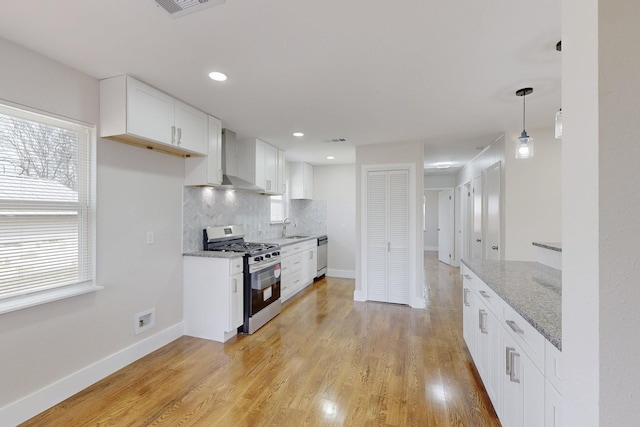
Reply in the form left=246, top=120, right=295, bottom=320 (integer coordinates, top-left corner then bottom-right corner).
left=280, top=245, right=294, bottom=257
left=545, top=340, right=563, bottom=394
left=461, top=265, right=478, bottom=293
left=502, top=303, right=545, bottom=371
left=475, top=277, right=504, bottom=318
left=230, top=257, right=244, bottom=275
left=289, top=253, right=302, bottom=272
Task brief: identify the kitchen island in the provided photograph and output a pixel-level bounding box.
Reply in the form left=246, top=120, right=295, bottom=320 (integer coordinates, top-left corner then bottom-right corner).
left=461, top=258, right=562, bottom=426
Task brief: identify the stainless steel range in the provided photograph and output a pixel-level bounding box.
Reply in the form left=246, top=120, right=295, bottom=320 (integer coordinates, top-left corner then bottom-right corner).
left=203, top=225, right=281, bottom=334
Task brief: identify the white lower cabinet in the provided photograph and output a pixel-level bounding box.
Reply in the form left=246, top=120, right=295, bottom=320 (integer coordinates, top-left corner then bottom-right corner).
left=184, top=256, right=244, bottom=342
left=462, top=265, right=561, bottom=427
left=502, top=330, right=545, bottom=427
left=280, top=239, right=317, bottom=302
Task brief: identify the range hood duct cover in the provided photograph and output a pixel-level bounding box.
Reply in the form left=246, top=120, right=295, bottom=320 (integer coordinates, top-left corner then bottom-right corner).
left=220, top=129, right=264, bottom=192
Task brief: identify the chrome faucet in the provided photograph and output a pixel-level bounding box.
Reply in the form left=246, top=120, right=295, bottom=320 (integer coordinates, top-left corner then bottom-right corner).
left=282, top=217, right=292, bottom=237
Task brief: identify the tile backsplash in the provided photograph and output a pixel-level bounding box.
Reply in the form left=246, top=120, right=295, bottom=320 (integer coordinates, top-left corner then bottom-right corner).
left=183, top=187, right=327, bottom=252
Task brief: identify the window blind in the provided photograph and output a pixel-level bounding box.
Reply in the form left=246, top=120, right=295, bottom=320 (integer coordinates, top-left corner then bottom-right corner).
left=0, top=101, right=95, bottom=301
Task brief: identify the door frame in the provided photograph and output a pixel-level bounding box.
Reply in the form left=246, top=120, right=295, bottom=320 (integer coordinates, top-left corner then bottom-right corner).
left=358, top=163, right=422, bottom=308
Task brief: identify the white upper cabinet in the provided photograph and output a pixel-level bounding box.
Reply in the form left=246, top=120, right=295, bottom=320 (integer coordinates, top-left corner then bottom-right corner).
left=237, top=138, right=284, bottom=194
left=277, top=149, right=286, bottom=194
left=184, top=116, right=223, bottom=186
left=290, top=162, right=313, bottom=199
left=100, top=75, right=208, bottom=157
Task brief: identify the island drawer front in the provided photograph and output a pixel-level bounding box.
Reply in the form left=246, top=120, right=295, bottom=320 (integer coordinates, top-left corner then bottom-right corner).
left=545, top=340, right=563, bottom=393
left=502, top=303, right=546, bottom=371
left=475, top=276, right=504, bottom=319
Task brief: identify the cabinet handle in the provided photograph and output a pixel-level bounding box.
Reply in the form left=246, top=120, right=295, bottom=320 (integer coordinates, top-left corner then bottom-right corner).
left=387, top=242, right=391, bottom=252
left=476, top=239, right=482, bottom=243
left=506, top=347, right=516, bottom=376
left=510, top=351, right=521, bottom=383
left=463, top=274, right=472, bottom=280
left=177, top=127, right=182, bottom=145
left=491, top=245, right=499, bottom=250
left=506, top=320, right=524, bottom=334
left=463, top=288, right=470, bottom=306
left=266, top=179, right=271, bottom=190
left=232, top=278, right=237, bottom=293
left=479, top=290, right=490, bottom=299
left=171, top=126, right=176, bottom=144
left=479, top=309, right=488, bottom=333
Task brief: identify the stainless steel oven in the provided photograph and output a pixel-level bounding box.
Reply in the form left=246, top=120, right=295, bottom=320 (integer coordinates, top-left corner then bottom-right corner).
left=246, top=257, right=281, bottom=327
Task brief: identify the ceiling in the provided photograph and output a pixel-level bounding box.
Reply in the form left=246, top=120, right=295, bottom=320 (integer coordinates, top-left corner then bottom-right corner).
left=0, top=0, right=561, bottom=171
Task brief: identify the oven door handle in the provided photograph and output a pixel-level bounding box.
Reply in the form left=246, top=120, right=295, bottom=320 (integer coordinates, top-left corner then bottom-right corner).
left=248, top=259, right=281, bottom=274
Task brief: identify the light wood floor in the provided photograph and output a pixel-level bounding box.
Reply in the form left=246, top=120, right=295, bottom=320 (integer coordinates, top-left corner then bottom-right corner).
left=22, top=253, right=500, bottom=426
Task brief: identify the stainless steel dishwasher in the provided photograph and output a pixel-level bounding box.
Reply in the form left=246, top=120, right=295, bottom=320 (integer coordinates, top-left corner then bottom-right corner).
left=317, top=235, right=327, bottom=278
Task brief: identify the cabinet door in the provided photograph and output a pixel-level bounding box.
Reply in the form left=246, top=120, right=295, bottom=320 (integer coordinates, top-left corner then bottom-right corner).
left=174, top=100, right=208, bottom=155
left=462, top=285, right=477, bottom=360
left=302, top=162, right=313, bottom=199
left=545, top=380, right=562, bottom=427
left=230, top=272, right=244, bottom=330
left=264, top=143, right=278, bottom=193
left=277, top=149, right=286, bottom=194
left=254, top=140, right=267, bottom=189
left=207, top=116, right=223, bottom=185
left=502, top=333, right=545, bottom=427
left=127, top=76, right=174, bottom=145
left=485, top=307, right=503, bottom=418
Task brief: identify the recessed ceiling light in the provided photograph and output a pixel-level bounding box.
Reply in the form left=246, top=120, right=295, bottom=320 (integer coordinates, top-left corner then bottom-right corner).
left=208, top=71, right=227, bottom=81
left=327, top=156, right=335, bottom=160
left=293, top=132, right=304, bottom=137
left=436, top=163, right=451, bottom=169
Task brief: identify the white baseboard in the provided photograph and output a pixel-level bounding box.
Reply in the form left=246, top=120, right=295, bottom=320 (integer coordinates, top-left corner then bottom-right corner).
left=424, top=246, right=438, bottom=251
left=327, top=268, right=355, bottom=279
left=0, top=322, right=184, bottom=427
left=353, top=289, right=366, bottom=301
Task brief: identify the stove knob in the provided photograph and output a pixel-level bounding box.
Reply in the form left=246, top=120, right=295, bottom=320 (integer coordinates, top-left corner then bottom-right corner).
left=264, top=254, right=271, bottom=259
left=254, top=256, right=263, bottom=262
left=273, top=251, right=280, bottom=256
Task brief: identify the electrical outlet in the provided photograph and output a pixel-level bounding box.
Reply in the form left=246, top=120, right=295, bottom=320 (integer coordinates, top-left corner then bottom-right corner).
left=135, top=308, right=155, bottom=335
left=146, top=231, right=155, bottom=245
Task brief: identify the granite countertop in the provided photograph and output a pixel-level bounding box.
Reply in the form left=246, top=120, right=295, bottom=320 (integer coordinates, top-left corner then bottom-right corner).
left=183, top=251, right=244, bottom=259
left=461, top=258, right=562, bottom=351
left=532, top=242, right=562, bottom=252
left=258, top=235, right=320, bottom=246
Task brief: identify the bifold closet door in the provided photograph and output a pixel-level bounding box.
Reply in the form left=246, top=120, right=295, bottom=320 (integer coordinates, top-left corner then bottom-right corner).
left=367, top=169, right=409, bottom=304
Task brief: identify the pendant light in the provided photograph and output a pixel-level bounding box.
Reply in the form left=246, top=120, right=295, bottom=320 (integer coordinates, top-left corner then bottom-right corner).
left=555, top=108, right=563, bottom=139
left=515, top=87, right=534, bottom=159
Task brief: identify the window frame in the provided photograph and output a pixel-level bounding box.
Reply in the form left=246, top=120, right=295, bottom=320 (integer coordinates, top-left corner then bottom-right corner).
left=0, top=99, right=100, bottom=315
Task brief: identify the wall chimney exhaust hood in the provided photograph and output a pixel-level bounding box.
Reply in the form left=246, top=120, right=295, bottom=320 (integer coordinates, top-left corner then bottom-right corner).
left=220, top=129, right=263, bottom=192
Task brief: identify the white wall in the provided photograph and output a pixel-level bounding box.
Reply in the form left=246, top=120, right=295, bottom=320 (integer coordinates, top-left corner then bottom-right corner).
left=563, top=0, right=640, bottom=425
left=423, top=191, right=439, bottom=250
left=424, top=174, right=456, bottom=188
left=0, top=38, right=184, bottom=423
left=504, top=127, right=562, bottom=261
left=355, top=142, right=425, bottom=306
left=313, top=165, right=356, bottom=278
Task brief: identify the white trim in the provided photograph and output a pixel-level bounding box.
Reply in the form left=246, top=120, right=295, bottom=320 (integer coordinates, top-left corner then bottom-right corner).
left=0, top=283, right=103, bottom=315
left=327, top=269, right=355, bottom=279
left=360, top=163, right=418, bottom=307
left=0, top=323, right=184, bottom=426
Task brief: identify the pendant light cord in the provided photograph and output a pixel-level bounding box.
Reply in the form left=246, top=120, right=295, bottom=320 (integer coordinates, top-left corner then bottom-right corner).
left=522, top=92, right=526, bottom=132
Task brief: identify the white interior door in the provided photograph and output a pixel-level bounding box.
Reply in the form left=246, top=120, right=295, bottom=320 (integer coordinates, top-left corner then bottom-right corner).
left=463, top=181, right=472, bottom=261
left=438, top=189, right=454, bottom=265
left=366, top=169, right=409, bottom=304
left=485, top=162, right=501, bottom=260
left=472, top=175, right=483, bottom=260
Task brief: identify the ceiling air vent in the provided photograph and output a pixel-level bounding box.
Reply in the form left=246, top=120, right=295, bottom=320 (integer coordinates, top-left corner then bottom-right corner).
left=324, top=138, right=349, bottom=144
left=154, top=0, right=225, bottom=18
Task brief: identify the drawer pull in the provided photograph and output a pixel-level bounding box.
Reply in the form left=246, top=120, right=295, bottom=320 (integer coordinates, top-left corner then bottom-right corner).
left=463, top=288, right=470, bottom=306
left=479, top=309, right=488, bottom=333
left=506, top=320, right=524, bottom=334
left=479, top=290, right=490, bottom=299
left=463, top=274, right=472, bottom=280
left=510, top=351, right=521, bottom=383
left=506, top=347, right=516, bottom=376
